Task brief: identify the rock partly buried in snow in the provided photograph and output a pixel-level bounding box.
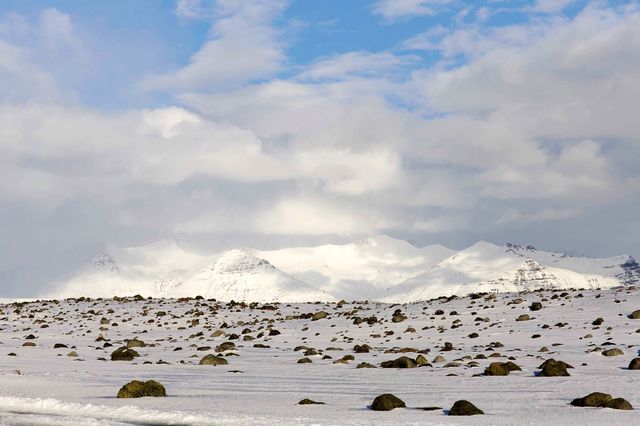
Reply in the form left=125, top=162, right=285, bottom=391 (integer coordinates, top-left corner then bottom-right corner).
left=516, top=314, right=531, bottom=321
left=199, top=354, right=228, bottom=366
left=628, top=310, right=640, bottom=319
left=602, top=348, right=624, bottom=357
left=298, top=398, right=325, bottom=405
left=380, top=356, right=417, bottom=368
left=116, top=380, right=166, bottom=398
left=538, top=359, right=570, bottom=377
left=605, top=398, right=634, bottom=410
left=628, top=358, right=640, bottom=370
left=570, top=392, right=612, bottom=407
left=215, top=342, right=236, bottom=352
left=110, top=347, right=140, bottom=361
left=483, top=362, right=510, bottom=376
left=448, top=400, right=484, bottom=416
left=127, top=339, right=146, bottom=348
left=530, top=302, right=543, bottom=311
left=312, top=311, right=328, bottom=321
left=371, top=394, right=406, bottom=411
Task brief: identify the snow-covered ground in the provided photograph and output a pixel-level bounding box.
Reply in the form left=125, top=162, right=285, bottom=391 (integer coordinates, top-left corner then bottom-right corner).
left=0, top=286, right=639, bottom=424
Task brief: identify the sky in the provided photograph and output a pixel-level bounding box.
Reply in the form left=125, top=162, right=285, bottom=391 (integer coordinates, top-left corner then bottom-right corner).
left=1, top=0, right=639, bottom=270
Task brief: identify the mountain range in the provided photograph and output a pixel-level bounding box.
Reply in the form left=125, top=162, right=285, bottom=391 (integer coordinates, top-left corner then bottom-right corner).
left=1, top=235, right=638, bottom=302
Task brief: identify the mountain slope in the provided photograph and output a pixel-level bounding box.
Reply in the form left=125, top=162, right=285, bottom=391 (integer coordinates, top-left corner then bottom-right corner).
left=6, top=236, right=639, bottom=303
left=381, top=241, right=638, bottom=302
left=256, top=235, right=455, bottom=300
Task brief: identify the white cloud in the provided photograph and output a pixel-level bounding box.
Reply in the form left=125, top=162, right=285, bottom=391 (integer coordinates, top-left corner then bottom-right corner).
left=298, top=51, right=418, bottom=81
left=145, top=0, right=287, bottom=91
left=372, top=0, right=454, bottom=20
left=256, top=196, right=394, bottom=236
left=532, top=0, right=577, bottom=14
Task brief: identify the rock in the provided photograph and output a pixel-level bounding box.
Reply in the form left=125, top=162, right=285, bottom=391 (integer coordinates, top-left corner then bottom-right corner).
left=538, top=359, right=570, bottom=377
left=353, top=344, right=371, bottom=353
left=380, top=356, right=417, bottom=368
left=110, top=347, right=140, bottom=361
left=516, top=314, right=531, bottom=321
left=415, top=354, right=429, bottom=366
left=371, top=394, right=406, bottom=411
left=605, top=398, right=633, bottom=410
left=529, top=302, right=543, bottom=311
left=215, top=342, right=236, bottom=352
left=116, top=380, right=166, bottom=398
left=127, top=339, right=146, bottom=348
left=297, top=357, right=312, bottom=364
left=628, top=358, right=640, bottom=370
left=602, top=348, right=624, bottom=357
left=199, top=354, right=228, bottom=366
left=299, top=398, right=325, bottom=405
left=592, top=318, right=604, bottom=326
left=312, top=311, right=328, bottom=321
left=67, top=351, right=78, bottom=357
left=449, top=400, right=484, bottom=416
left=483, top=362, right=510, bottom=376
left=391, top=314, right=405, bottom=323
left=570, top=392, right=612, bottom=407
left=628, top=310, right=640, bottom=319
left=433, top=355, right=446, bottom=363
left=53, top=343, right=68, bottom=349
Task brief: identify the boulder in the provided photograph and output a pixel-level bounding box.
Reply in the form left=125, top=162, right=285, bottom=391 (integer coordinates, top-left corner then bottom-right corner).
left=199, top=354, right=228, bottom=366
left=110, top=347, right=140, bottom=361
left=449, top=400, right=484, bottom=416
left=602, top=348, right=624, bottom=357
left=371, top=394, right=406, bottom=411
left=117, top=380, right=166, bottom=398
left=570, top=392, right=612, bottom=407
left=628, top=358, right=640, bottom=370
left=380, top=356, right=417, bottom=368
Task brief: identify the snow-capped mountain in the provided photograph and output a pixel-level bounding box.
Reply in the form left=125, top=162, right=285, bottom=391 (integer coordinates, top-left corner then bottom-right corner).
left=1, top=236, right=638, bottom=302
left=255, top=235, right=455, bottom=300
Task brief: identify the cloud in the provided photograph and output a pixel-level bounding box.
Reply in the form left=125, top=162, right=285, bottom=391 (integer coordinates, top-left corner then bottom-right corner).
left=372, top=0, right=454, bottom=20
left=256, top=196, right=395, bottom=236
left=145, top=0, right=288, bottom=91
left=298, top=51, right=419, bottom=81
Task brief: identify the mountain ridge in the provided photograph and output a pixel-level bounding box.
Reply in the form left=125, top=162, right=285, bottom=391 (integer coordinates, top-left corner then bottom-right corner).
left=1, top=235, right=638, bottom=302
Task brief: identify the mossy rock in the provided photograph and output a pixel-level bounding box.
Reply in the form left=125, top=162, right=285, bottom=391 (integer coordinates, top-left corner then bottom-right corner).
left=215, top=342, right=236, bottom=352
left=449, top=400, right=484, bottom=416
left=538, top=359, right=570, bottom=377
left=571, top=392, right=612, bottom=407
left=380, top=356, right=416, bottom=368
left=199, top=354, right=228, bottom=366
left=298, top=398, right=325, bottom=405
left=111, top=347, right=140, bottom=361
left=371, top=394, right=406, bottom=411
left=628, top=358, right=640, bottom=370
left=484, top=362, right=510, bottom=376
left=605, top=398, right=633, bottom=410
left=312, top=311, right=328, bottom=321
left=117, top=380, right=166, bottom=398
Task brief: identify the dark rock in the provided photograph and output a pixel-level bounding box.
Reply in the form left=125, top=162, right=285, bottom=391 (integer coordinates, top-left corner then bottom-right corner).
left=530, top=302, right=543, bottom=311
left=110, top=347, right=140, bottom=361
left=299, top=398, right=325, bottom=405
left=380, top=356, right=417, bottom=368
left=199, top=354, right=228, bottom=366
left=571, top=392, right=612, bottom=407
left=449, top=400, right=484, bottom=416
left=371, top=394, right=406, bottom=411
left=116, top=380, right=166, bottom=398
